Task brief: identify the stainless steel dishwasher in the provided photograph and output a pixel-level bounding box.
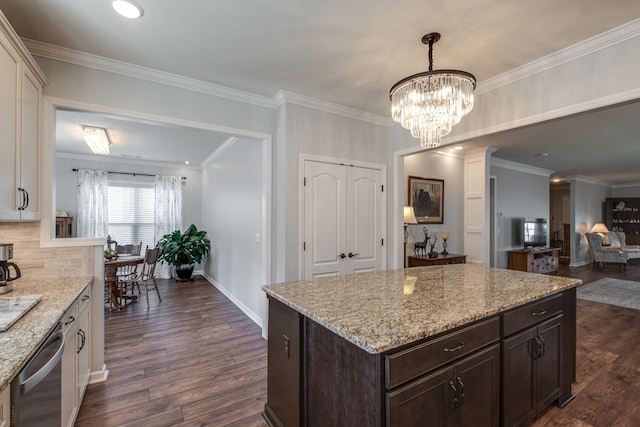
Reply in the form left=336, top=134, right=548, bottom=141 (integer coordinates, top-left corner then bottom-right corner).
left=10, top=322, right=64, bottom=426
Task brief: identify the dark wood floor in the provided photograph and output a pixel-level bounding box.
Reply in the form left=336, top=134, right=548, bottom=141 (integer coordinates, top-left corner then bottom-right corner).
left=77, top=262, right=640, bottom=426
left=76, top=276, right=267, bottom=426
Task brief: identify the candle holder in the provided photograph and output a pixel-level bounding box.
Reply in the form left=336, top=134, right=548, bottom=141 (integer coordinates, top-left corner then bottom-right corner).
left=441, top=231, right=449, bottom=256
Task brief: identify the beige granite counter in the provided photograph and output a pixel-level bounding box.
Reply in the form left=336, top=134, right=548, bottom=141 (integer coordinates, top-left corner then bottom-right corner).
left=262, top=264, right=582, bottom=354
left=0, top=276, right=93, bottom=392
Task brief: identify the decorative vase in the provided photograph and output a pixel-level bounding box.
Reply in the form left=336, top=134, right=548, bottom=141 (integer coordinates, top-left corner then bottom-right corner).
left=175, top=264, right=195, bottom=281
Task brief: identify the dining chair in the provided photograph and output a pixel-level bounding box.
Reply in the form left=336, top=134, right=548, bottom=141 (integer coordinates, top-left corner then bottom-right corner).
left=123, top=246, right=161, bottom=308
left=115, top=242, right=142, bottom=281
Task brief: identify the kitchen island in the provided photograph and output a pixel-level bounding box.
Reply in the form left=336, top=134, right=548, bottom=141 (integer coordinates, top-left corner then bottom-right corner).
left=262, top=264, right=582, bottom=427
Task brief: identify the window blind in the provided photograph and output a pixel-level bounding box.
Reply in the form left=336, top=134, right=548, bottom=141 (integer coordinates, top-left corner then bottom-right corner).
left=107, top=184, right=155, bottom=251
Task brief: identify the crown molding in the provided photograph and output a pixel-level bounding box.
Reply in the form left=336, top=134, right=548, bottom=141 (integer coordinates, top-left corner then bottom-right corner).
left=611, top=182, right=640, bottom=188
left=24, top=38, right=275, bottom=109
left=476, top=18, right=640, bottom=95
left=491, top=157, right=553, bottom=177
left=56, top=151, right=201, bottom=170
left=273, top=90, right=393, bottom=126
left=569, top=175, right=612, bottom=186
left=24, top=39, right=393, bottom=126
left=200, top=137, right=239, bottom=169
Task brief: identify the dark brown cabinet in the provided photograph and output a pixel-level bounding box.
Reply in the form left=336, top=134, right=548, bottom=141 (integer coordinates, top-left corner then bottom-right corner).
left=387, top=344, right=500, bottom=427
left=263, top=289, right=576, bottom=427
left=606, top=198, right=640, bottom=245
left=264, top=298, right=302, bottom=426
left=502, top=300, right=564, bottom=427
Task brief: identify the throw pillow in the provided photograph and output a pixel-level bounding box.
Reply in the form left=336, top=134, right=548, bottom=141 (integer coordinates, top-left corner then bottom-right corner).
left=597, top=232, right=610, bottom=246
left=607, top=232, right=622, bottom=248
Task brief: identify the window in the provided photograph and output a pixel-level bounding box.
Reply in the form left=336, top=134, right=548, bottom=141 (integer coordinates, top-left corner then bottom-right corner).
left=107, top=183, right=155, bottom=251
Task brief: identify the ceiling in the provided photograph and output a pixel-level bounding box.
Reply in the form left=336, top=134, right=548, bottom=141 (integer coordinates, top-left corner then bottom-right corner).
left=2, top=0, right=640, bottom=181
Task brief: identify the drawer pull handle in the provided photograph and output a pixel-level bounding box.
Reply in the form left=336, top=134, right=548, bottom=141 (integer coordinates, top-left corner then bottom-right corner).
left=531, top=309, right=546, bottom=316
left=64, top=315, right=76, bottom=326
left=82, top=295, right=90, bottom=301
left=444, top=341, right=465, bottom=352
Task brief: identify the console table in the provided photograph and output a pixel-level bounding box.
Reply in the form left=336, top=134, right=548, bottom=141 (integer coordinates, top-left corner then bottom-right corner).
left=508, top=248, right=560, bottom=275
left=407, top=253, right=466, bottom=267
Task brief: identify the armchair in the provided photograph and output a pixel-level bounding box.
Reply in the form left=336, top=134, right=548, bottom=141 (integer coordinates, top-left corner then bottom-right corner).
left=585, top=232, right=628, bottom=270
left=612, top=232, right=640, bottom=260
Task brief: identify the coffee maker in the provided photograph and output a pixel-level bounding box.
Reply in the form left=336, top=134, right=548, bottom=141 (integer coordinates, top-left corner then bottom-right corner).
left=0, top=243, right=21, bottom=294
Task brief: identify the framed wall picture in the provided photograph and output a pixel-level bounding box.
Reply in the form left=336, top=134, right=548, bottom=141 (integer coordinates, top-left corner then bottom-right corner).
left=408, top=176, right=444, bottom=224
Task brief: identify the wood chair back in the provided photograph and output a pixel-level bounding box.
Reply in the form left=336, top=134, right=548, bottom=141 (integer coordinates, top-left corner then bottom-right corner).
left=116, top=242, right=142, bottom=256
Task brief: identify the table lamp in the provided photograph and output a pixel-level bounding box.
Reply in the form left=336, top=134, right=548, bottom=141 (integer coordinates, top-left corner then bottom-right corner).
left=441, top=231, right=449, bottom=255
left=404, top=206, right=418, bottom=267
left=590, top=223, right=608, bottom=233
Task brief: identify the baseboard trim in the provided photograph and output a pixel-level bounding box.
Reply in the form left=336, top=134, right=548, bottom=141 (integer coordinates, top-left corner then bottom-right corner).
left=200, top=272, right=264, bottom=329
left=88, top=364, right=109, bottom=384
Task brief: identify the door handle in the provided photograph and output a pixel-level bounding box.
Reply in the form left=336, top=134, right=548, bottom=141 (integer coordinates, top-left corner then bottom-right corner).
left=448, top=381, right=458, bottom=412
left=348, top=252, right=358, bottom=258
left=456, top=376, right=465, bottom=407
left=338, top=253, right=346, bottom=259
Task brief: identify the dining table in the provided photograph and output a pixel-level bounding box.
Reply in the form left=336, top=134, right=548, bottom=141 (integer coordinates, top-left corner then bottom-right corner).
left=104, top=255, right=144, bottom=310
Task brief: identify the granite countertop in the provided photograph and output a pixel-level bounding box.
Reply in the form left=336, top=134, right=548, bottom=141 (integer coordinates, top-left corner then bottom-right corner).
left=0, top=276, right=93, bottom=392
left=262, top=264, right=582, bottom=354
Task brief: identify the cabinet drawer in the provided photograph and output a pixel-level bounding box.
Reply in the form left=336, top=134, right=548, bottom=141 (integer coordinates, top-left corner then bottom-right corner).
left=385, top=316, right=500, bottom=389
left=79, top=285, right=91, bottom=312
left=502, top=293, right=563, bottom=337
left=62, top=299, right=78, bottom=333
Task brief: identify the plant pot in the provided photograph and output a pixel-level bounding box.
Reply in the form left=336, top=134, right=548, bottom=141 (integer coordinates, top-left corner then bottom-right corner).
left=175, top=264, right=195, bottom=281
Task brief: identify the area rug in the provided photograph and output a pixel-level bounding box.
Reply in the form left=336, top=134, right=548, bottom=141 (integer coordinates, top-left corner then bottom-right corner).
left=577, top=277, right=640, bottom=310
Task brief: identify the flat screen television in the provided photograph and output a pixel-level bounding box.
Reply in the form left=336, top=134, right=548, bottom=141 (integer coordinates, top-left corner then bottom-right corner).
left=523, top=217, right=547, bottom=248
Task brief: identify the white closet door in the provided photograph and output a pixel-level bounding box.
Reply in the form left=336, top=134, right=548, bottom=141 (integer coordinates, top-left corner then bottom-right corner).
left=303, top=160, right=383, bottom=279
left=304, top=161, right=347, bottom=279
left=346, top=166, right=383, bottom=274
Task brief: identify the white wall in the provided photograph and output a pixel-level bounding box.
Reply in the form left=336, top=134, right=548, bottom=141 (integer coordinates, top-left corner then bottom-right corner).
left=55, top=155, right=202, bottom=236
left=571, top=178, right=611, bottom=265
left=403, top=152, right=464, bottom=256
left=201, top=138, right=265, bottom=325
left=490, top=164, right=550, bottom=268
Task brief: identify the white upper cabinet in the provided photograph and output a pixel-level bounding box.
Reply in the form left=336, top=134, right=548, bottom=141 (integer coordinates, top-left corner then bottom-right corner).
left=0, top=11, right=47, bottom=221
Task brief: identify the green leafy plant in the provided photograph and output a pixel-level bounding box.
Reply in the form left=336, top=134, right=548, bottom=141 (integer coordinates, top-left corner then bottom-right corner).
left=157, top=224, right=211, bottom=267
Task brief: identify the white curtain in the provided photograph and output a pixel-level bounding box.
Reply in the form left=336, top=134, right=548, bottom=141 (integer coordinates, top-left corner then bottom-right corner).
left=154, top=175, right=183, bottom=278
left=76, top=169, right=109, bottom=238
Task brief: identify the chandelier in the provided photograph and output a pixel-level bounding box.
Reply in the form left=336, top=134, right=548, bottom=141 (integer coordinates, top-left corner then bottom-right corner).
left=390, top=33, right=476, bottom=148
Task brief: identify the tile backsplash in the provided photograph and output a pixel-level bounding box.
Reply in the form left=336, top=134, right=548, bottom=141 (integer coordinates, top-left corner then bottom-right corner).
left=0, top=222, right=94, bottom=278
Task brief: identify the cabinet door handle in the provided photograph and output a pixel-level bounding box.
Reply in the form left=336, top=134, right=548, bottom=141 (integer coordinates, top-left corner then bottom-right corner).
left=456, top=376, right=465, bottom=407
left=64, top=315, right=76, bottom=326
left=444, top=341, right=465, bottom=352
left=348, top=252, right=358, bottom=258
left=17, top=188, right=25, bottom=210
left=24, top=189, right=29, bottom=209
left=82, top=294, right=90, bottom=301
left=338, top=253, right=346, bottom=259
left=448, top=381, right=458, bottom=412
left=531, top=309, right=546, bottom=316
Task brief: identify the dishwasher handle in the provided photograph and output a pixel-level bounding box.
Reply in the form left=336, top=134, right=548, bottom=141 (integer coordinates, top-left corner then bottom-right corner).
left=19, top=325, right=65, bottom=395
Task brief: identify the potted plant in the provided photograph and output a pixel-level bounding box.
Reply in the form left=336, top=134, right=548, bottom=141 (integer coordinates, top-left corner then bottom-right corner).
left=157, top=224, right=211, bottom=281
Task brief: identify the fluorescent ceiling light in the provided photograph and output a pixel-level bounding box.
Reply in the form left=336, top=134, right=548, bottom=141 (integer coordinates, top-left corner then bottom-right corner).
left=83, top=126, right=111, bottom=155
left=112, top=0, right=144, bottom=19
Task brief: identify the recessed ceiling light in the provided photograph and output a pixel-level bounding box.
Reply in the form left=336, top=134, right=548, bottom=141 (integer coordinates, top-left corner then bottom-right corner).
left=454, top=146, right=464, bottom=150
left=185, top=161, right=190, bottom=165
left=112, top=0, right=144, bottom=19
